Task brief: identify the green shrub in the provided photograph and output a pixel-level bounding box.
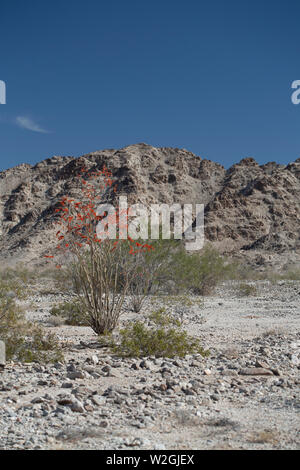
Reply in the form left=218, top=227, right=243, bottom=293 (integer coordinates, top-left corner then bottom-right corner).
left=113, top=308, right=209, bottom=358
left=0, top=294, right=63, bottom=363
left=50, top=299, right=89, bottom=326
left=123, top=240, right=232, bottom=303
left=170, top=244, right=233, bottom=295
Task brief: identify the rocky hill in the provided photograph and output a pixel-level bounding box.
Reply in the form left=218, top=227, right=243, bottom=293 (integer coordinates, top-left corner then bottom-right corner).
left=1, top=143, right=300, bottom=269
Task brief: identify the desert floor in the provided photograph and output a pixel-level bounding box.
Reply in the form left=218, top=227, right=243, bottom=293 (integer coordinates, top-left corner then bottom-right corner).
left=0, top=280, right=299, bottom=450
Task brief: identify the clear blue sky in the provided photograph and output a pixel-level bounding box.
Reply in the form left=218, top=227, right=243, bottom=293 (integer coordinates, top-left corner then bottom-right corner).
left=0, top=0, right=300, bottom=171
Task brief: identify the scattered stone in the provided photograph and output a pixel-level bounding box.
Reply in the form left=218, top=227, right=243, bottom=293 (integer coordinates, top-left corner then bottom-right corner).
left=67, top=370, right=86, bottom=380
left=140, top=360, right=152, bottom=370
left=61, top=382, right=73, bottom=389
left=91, top=395, right=106, bottom=406
left=239, top=368, right=274, bottom=376
left=70, top=399, right=85, bottom=413
left=255, top=360, right=270, bottom=369
left=57, top=394, right=74, bottom=406
left=0, top=278, right=299, bottom=450
left=90, top=355, right=99, bottom=365
left=99, top=420, right=108, bottom=428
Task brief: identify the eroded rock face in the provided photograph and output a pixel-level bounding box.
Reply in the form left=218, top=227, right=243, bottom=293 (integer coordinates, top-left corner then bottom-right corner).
left=0, top=143, right=299, bottom=267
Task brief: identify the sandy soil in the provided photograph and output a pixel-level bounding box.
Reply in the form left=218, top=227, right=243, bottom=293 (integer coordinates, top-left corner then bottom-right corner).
left=0, top=280, right=299, bottom=450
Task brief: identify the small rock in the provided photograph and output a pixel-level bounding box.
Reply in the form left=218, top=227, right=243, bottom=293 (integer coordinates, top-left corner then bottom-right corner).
left=31, top=396, right=44, bottom=404
left=84, top=404, right=94, bottom=412
left=255, top=360, right=270, bottom=369
left=67, top=370, right=86, bottom=380
left=270, top=368, right=281, bottom=376
left=99, top=420, right=108, bottom=428
left=90, top=355, right=99, bottom=365
left=37, top=380, right=48, bottom=386
left=61, top=382, right=73, bottom=389
left=140, top=360, right=152, bottom=370
left=57, top=394, right=74, bottom=406
left=70, top=399, right=85, bottom=413
left=159, top=383, right=168, bottom=392
left=239, top=368, right=274, bottom=376
left=91, top=395, right=106, bottom=406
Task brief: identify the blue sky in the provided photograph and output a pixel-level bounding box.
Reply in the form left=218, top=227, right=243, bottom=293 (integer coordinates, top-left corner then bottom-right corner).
left=0, top=0, right=300, bottom=171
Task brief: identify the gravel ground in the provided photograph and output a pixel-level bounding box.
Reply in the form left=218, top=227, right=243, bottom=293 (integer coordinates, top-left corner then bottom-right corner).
left=0, top=280, right=299, bottom=450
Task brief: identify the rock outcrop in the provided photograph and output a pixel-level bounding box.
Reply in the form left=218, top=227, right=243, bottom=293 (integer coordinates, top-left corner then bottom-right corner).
left=1, top=143, right=300, bottom=269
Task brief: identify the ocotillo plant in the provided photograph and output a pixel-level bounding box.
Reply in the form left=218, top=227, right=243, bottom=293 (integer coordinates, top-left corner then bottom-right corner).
left=44, top=165, right=153, bottom=334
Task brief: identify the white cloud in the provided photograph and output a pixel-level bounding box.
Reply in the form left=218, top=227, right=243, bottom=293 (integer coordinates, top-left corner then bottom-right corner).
left=16, top=116, right=50, bottom=133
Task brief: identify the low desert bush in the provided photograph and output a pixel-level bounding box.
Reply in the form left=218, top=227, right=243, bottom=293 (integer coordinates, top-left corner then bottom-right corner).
left=0, top=275, right=63, bottom=362
left=124, top=241, right=233, bottom=313
left=0, top=294, right=63, bottom=363
left=113, top=307, right=209, bottom=358
left=50, top=299, right=89, bottom=326
left=169, top=244, right=234, bottom=295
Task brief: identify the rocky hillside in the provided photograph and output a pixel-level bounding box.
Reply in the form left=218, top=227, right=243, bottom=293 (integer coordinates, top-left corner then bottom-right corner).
left=0, top=143, right=300, bottom=269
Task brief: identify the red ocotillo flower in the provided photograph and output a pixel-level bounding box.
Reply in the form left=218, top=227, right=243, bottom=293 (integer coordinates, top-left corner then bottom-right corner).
left=43, top=165, right=153, bottom=266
